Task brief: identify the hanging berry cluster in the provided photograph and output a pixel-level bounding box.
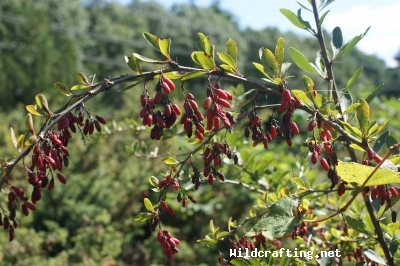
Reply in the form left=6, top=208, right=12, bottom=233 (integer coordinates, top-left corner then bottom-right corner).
left=157, top=229, right=180, bottom=261
left=1, top=107, right=107, bottom=242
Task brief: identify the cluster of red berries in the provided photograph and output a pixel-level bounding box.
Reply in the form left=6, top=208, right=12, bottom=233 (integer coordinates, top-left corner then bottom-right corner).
left=278, top=88, right=301, bottom=147
left=291, top=222, right=308, bottom=239
left=204, top=82, right=235, bottom=131
left=347, top=246, right=378, bottom=265
left=160, top=200, right=175, bottom=216
left=157, top=229, right=180, bottom=260
left=370, top=185, right=398, bottom=207
left=140, top=76, right=182, bottom=140
left=180, top=92, right=205, bottom=140
left=244, top=112, right=274, bottom=149
left=230, top=236, right=256, bottom=250
left=158, top=174, right=180, bottom=191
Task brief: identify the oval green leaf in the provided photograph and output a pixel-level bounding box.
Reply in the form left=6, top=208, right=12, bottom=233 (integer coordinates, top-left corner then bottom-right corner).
left=10, top=127, right=18, bottom=149
left=54, top=82, right=72, bottom=96
left=158, top=38, right=171, bottom=59
left=76, top=72, right=90, bottom=85
left=290, top=48, right=317, bottom=74
left=331, top=26, right=343, bottom=49
left=280, top=9, right=307, bottom=29
left=191, top=51, right=215, bottom=70
left=143, top=198, right=155, bottom=213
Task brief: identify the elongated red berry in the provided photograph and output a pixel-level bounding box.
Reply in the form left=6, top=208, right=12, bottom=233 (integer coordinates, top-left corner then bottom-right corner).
left=290, top=121, right=300, bottom=135
left=320, top=157, right=330, bottom=171
left=23, top=201, right=37, bottom=211
left=203, top=97, right=212, bottom=109
left=311, top=151, right=318, bottom=165
left=140, top=94, right=146, bottom=107
left=307, top=120, right=315, bottom=131
left=282, top=89, right=291, bottom=102
left=56, top=173, right=67, bottom=184
left=390, top=186, right=398, bottom=198
left=161, top=76, right=175, bottom=91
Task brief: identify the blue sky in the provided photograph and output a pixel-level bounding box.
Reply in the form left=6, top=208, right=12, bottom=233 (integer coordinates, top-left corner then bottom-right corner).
left=115, top=0, right=400, bottom=67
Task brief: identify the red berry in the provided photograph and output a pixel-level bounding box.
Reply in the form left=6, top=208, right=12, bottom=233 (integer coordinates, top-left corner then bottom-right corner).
left=140, top=94, right=146, bottom=107
left=320, top=157, right=330, bottom=171
left=290, top=121, right=300, bottom=135
left=270, top=125, right=277, bottom=138
left=203, top=97, right=212, bottom=109
left=307, top=120, right=315, bottom=131
left=390, top=186, right=398, bottom=198
left=161, top=76, right=175, bottom=91
left=161, top=82, right=171, bottom=94
left=56, top=173, right=67, bottom=184
left=282, top=89, right=291, bottom=102
left=311, top=151, right=318, bottom=165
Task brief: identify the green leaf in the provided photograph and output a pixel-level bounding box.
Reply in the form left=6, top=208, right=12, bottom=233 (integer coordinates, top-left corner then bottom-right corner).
left=132, top=53, right=165, bottom=64
left=343, top=103, right=361, bottom=115
left=331, top=27, right=343, bottom=50
left=246, top=197, right=300, bottom=240
left=10, top=127, right=18, bottom=149
left=291, top=90, right=311, bottom=106
left=54, top=82, right=72, bottom=96
left=226, top=38, right=238, bottom=65
left=143, top=32, right=160, bottom=51
left=181, top=71, right=206, bottom=81
left=143, top=198, right=155, bottom=213
left=337, top=161, right=400, bottom=186
left=17, top=133, right=26, bottom=150
left=355, top=98, right=370, bottom=137
left=125, top=55, right=142, bottom=73
left=296, top=9, right=312, bottom=31
left=296, top=1, right=312, bottom=12
left=260, top=48, right=277, bottom=77
left=335, top=27, right=371, bottom=59
left=71, top=84, right=90, bottom=91
left=209, top=219, right=215, bottom=232
left=24, top=135, right=38, bottom=146
left=35, top=94, right=52, bottom=116
left=366, top=83, right=384, bottom=103
left=293, top=177, right=306, bottom=189
left=344, top=215, right=369, bottom=234
left=275, top=38, right=285, bottom=77
left=76, top=72, right=90, bottom=85
left=252, top=62, right=272, bottom=79
left=368, top=120, right=389, bottom=138
left=216, top=231, right=229, bottom=239
left=289, top=48, right=317, bottom=74
left=373, top=131, right=389, bottom=152
left=319, top=0, right=335, bottom=11
left=230, top=259, right=250, bottom=266
left=162, top=157, right=179, bottom=165
left=280, top=9, right=307, bottom=29
left=134, top=212, right=155, bottom=222
left=191, top=51, right=215, bottom=70
left=149, top=176, right=159, bottom=187
left=318, top=10, right=330, bottom=26
left=386, top=135, right=399, bottom=154
left=158, top=38, right=171, bottom=59
left=341, top=121, right=363, bottom=139
left=217, top=52, right=236, bottom=69
left=346, top=67, right=363, bottom=89
left=303, top=75, right=316, bottom=102
left=363, top=249, right=387, bottom=265
left=25, top=113, right=34, bottom=134
left=196, top=32, right=213, bottom=56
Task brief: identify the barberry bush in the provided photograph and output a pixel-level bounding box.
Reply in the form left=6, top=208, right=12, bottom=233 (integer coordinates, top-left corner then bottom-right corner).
left=1, top=0, right=400, bottom=265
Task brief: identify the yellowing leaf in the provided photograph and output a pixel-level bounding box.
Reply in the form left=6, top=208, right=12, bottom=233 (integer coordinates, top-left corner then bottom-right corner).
left=337, top=161, right=400, bottom=186
left=10, top=127, right=18, bottom=149
left=143, top=198, right=155, bottom=213
left=191, top=51, right=215, bottom=70
left=26, top=105, right=43, bottom=116
left=188, top=138, right=201, bottom=144
left=71, top=84, right=90, bottom=91
left=125, top=55, right=142, bottom=73
left=275, top=38, right=284, bottom=77
left=134, top=212, right=155, bottom=221
left=162, top=157, right=179, bottom=165
left=35, top=94, right=52, bottom=116
left=76, top=72, right=90, bottom=85
left=54, top=82, right=72, bottom=96
left=25, top=113, right=34, bottom=134
left=158, top=38, right=171, bottom=59
left=149, top=176, right=159, bottom=187
left=24, top=135, right=38, bottom=146
left=17, top=133, right=26, bottom=150
left=355, top=98, right=370, bottom=137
